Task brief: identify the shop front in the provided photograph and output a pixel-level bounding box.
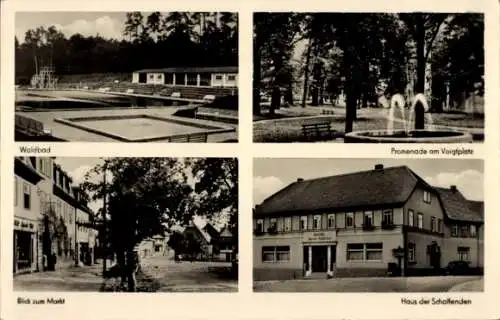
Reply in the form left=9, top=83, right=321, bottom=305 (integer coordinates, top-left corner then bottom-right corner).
left=13, top=217, right=39, bottom=274
left=302, top=231, right=337, bottom=277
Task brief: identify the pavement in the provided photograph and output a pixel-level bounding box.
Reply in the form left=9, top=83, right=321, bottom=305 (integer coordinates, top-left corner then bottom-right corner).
left=253, top=276, right=483, bottom=292
left=14, top=256, right=237, bottom=292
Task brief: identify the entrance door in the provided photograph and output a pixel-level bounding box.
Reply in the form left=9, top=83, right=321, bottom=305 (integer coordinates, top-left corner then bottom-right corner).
left=312, top=246, right=327, bottom=273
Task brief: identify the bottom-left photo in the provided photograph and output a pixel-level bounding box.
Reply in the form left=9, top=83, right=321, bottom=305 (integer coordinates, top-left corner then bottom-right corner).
left=13, top=156, right=238, bottom=292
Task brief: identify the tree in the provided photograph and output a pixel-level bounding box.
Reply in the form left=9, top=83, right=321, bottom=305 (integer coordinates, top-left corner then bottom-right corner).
left=189, top=158, right=238, bottom=254
left=399, top=13, right=450, bottom=94
left=123, top=12, right=145, bottom=42
left=81, top=158, right=193, bottom=292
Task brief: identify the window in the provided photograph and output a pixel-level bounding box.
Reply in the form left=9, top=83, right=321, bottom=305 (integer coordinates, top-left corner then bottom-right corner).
left=148, top=74, right=154, bottom=80
left=269, top=218, right=277, bottom=232
left=438, top=219, right=443, bottom=233
left=215, top=75, right=223, bottom=80
left=284, top=217, right=292, bottom=232
left=470, top=225, right=477, bottom=237
left=451, top=224, right=459, bottom=237
left=363, top=211, right=373, bottom=226
left=313, top=215, right=321, bottom=229
left=382, top=210, right=393, bottom=225
left=156, top=74, right=162, bottom=80
left=347, top=243, right=364, bottom=261
left=366, top=243, right=383, bottom=260
left=423, top=190, right=431, bottom=203
left=457, top=247, right=470, bottom=261
left=417, top=213, right=423, bottom=229
left=256, top=219, right=263, bottom=233
left=300, top=216, right=308, bottom=230
left=187, top=73, right=197, bottom=85
left=23, top=183, right=31, bottom=210
left=345, top=212, right=354, bottom=228
left=328, top=214, right=335, bottom=229
left=408, top=209, right=414, bottom=227
left=430, top=217, right=436, bottom=232
left=408, top=242, right=416, bottom=263
left=460, top=225, right=469, bottom=238
left=347, top=243, right=383, bottom=261
left=262, top=246, right=290, bottom=262
left=227, top=75, right=236, bottom=81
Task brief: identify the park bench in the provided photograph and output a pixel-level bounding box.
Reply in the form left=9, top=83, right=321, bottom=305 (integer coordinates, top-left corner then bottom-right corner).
left=322, top=109, right=335, bottom=115
left=301, top=122, right=339, bottom=141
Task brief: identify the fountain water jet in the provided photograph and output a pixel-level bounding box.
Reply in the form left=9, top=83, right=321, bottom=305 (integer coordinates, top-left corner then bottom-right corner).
left=344, top=93, right=473, bottom=143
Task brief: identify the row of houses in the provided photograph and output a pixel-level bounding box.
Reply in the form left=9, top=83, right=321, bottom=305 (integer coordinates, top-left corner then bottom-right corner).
left=253, top=164, right=484, bottom=280
left=14, top=157, right=98, bottom=274
left=182, top=219, right=235, bottom=261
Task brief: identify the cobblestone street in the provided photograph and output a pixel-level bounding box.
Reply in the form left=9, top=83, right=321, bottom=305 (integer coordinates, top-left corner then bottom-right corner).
left=14, top=256, right=237, bottom=292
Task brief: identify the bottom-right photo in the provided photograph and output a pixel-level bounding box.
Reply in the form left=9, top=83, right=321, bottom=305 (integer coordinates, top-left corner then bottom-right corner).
left=252, top=158, right=484, bottom=292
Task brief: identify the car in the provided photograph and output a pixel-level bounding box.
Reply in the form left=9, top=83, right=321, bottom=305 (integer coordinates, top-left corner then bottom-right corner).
left=444, top=260, right=471, bottom=275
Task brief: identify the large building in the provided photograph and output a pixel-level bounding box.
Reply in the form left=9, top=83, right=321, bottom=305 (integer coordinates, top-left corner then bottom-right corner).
left=253, top=164, right=483, bottom=280
left=14, top=157, right=98, bottom=274
left=132, top=66, right=238, bottom=87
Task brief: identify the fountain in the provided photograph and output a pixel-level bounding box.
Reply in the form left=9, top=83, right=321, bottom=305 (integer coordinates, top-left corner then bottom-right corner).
left=343, top=93, right=473, bottom=143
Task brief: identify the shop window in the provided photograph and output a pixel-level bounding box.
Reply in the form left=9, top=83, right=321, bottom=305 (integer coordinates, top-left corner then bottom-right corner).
left=347, top=243, right=364, bottom=261
left=262, top=246, right=290, bottom=262
left=347, top=243, right=383, bottom=261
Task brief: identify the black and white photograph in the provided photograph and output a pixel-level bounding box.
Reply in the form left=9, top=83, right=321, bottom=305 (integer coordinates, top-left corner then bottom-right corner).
left=15, top=12, right=238, bottom=142
left=253, top=159, right=483, bottom=292
left=253, top=13, right=484, bottom=143
left=14, top=156, right=238, bottom=292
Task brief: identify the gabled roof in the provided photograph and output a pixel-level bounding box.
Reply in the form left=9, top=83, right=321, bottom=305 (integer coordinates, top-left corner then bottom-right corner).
left=255, top=166, right=432, bottom=216
left=219, top=226, right=233, bottom=238
left=434, top=187, right=483, bottom=223
left=134, top=66, right=238, bottom=74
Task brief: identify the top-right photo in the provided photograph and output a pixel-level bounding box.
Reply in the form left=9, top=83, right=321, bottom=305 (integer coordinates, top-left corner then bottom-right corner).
left=253, top=12, right=484, bottom=143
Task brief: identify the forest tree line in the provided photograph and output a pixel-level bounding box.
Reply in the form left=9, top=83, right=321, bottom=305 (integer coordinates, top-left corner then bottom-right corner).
left=15, top=12, right=238, bottom=84
left=253, top=12, right=484, bottom=128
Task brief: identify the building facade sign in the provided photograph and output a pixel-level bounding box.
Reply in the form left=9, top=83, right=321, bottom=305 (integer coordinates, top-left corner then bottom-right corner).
left=14, top=217, right=37, bottom=232
left=303, top=231, right=336, bottom=243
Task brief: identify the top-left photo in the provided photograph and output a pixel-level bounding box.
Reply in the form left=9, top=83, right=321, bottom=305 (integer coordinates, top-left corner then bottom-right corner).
left=15, top=12, right=239, bottom=143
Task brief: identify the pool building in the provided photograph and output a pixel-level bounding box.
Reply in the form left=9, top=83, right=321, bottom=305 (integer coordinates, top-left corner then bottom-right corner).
left=253, top=164, right=484, bottom=280
left=132, top=66, right=238, bottom=87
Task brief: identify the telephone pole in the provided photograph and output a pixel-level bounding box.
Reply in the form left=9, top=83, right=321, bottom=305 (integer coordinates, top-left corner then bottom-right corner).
left=102, top=160, right=108, bottom=275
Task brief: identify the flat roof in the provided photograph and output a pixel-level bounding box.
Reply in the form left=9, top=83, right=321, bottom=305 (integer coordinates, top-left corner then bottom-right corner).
left=134, top=66, right=238, bottom=74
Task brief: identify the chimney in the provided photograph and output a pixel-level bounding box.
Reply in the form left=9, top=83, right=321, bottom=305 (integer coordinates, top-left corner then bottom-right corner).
left=374, top=164, right=384, bottom=170
left=297, top=178, right=304, bottom=182
left=450, top=185, right=457, bottom=192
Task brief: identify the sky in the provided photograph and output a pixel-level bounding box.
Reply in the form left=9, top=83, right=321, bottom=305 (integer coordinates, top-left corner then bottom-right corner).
left=253, top=158, right=484, bottom=205
left=16, top=12, right=128, bottom=43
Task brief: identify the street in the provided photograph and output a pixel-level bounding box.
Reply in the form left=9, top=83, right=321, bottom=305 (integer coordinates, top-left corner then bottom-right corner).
left=14, top=256, right=237, bottom=292
left=253, top=276, right=483, bottom=292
